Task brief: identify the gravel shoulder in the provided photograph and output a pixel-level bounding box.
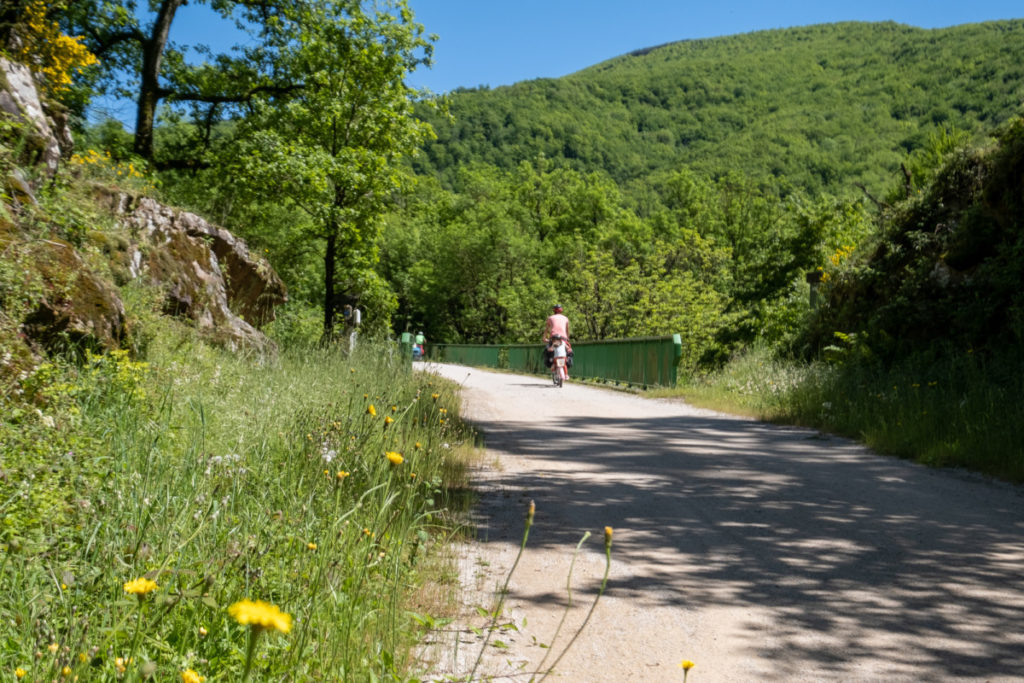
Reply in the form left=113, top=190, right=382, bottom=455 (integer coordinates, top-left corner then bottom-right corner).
left=418, top=363, right=1024, bottom=682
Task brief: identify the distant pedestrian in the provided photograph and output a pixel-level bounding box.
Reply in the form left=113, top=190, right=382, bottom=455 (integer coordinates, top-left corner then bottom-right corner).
left=413, top=330, right=426, bottom=360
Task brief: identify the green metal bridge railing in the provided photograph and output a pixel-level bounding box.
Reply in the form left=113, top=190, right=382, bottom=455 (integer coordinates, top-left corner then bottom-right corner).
left=426, top=335, right=683, bottom=388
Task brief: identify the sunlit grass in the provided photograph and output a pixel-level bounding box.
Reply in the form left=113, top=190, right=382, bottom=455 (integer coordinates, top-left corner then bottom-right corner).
left=0, top=320, right=475, bottom=680
left=667, top=345, right=1024, bottom=483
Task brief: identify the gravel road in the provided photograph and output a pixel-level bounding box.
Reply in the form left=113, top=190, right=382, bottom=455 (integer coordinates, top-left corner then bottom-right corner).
left=418, top=363, right=1024, bottom=682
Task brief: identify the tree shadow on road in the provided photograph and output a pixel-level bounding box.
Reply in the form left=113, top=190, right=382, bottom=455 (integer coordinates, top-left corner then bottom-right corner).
left=465, top=410, right=1024, bottom=680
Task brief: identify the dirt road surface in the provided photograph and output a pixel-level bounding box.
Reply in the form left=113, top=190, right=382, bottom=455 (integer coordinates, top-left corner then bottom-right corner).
left=417, top=363, right=1024, bottom=683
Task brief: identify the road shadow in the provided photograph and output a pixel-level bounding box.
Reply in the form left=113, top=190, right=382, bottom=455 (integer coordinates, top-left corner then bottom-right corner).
left=465, top=410, right=1024, bottom=680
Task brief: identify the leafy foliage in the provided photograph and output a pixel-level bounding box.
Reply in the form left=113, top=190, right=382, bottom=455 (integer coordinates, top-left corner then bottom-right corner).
left=8, top=0, right=97, bottom=101
left=413, top=21, right=1024, bottom=198
left=380, top=158, right=866, bottom=368
left=805, top=116, right=1024, bottom=360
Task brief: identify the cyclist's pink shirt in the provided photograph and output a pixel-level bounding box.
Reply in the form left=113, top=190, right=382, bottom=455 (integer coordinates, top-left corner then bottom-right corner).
left=545, top=313, right=569, bottom=341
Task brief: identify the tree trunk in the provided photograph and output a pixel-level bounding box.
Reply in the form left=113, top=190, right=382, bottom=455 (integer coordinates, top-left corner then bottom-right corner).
left=323, top=229, right=337, bottom=336
left=133, top=0, right=185, bottom=159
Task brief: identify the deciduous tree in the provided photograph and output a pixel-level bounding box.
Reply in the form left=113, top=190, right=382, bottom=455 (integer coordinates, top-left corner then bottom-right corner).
left=229, top=0, right=434, bottom=336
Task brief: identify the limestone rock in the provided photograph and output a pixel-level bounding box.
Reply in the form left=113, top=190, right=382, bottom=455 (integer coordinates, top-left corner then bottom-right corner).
left=0, top=57, right=69, bottom=180
left=97, top=189, right=287, bottom=351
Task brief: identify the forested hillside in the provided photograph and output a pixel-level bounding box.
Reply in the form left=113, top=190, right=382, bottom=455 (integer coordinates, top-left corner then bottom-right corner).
left=412, top=21, right=1024, bottom=197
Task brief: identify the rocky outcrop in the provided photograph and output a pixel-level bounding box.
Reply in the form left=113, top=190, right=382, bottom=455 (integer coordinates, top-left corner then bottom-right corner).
left=20, top=238, right=126, bottom=354
left=96, top=190, right=288, bottom=351
left=1, top=54, right=286, bottom=357
left=0, top=57, right=70, bottom=182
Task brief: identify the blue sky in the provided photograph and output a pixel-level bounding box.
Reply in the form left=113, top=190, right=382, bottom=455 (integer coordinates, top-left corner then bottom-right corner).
left=90, top=0, right=1023, bottom=123
left=404, top=0, right=1022, bottom=93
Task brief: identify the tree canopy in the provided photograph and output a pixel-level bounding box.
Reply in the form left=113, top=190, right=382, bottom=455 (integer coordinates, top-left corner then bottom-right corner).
left=412, top=21, right=1024, bottom=199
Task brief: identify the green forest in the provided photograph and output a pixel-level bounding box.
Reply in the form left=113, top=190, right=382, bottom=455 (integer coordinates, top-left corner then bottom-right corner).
left=3, top=1, right=1024, bottom=679
left=0, top=0, right=1020, bottom=460
left=156, top=18, right=1024, bottom=356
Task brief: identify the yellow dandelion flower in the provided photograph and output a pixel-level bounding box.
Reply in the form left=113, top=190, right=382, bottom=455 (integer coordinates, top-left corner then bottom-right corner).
left=410, top=472, right=417, bottom=479
left=386, top=451, right=404, bottom=465
left=228, top=599, right=292, bottom=634
left=181, top=669, right=206, bottom=683
left=307, top=542, right=317, bottom=551
left=198, top=626, right=208, bottom=637
left=384, top=415, right=393, bottom=425
left=336, top=470, right=350, bottom=481
left=78, top=653, right=87, bottom=663
left=62, top=666, right=71, bottom=677
left=48, top=643, right=59, bottom=653
left=324, top=469, right=330, bottom=476
left=16, top=668, right=27, bottom=679
left=414, top=442, right=422, bottom=450
left=681, top=659, right=696, bottom=671
left=431, top=393, right=440, bottom=400
left=391, top=405, right=397, bottom=412
left=351, top=368, right=356, bottom=373
left=124, top=577, right=158, bottom=595
left=367, top=404, right=376, bottom=417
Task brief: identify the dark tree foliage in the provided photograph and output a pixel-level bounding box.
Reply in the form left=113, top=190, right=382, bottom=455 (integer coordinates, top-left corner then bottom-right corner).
left=62, top=0, right=303, bottom=162
left=804, top=116, right=1024, bottom=361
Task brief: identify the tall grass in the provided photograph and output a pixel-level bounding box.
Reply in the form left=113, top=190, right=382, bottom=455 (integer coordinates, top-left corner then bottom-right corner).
left=776, top=349, right=1024, bottom=482
left=676, top=345, right=1024, bottom=483
left=0, top=319, right=473, bottom=680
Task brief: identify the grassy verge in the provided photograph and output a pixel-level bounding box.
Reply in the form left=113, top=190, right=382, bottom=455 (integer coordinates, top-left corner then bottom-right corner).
left=663, top=345, right=1024, bottom=483
left=1, top=314, right=475, bottom=680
